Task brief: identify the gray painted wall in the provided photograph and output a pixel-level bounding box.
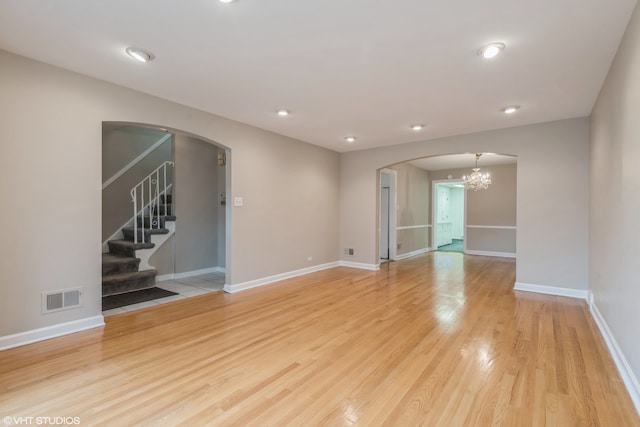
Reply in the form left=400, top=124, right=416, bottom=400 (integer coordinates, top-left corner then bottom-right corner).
left=431, top=163, right=517, bottom=254
left=387, top=163, right=430, bottom=256
left=590, top=2, right=640, bottom=396
left=173, top=134, right=222, bottom=274
left=148, top=135, right=226, bottom=276
left=102, top=125, right=170, bottom=181
left=102, top=128, right=173, bottom=242
left=0, top=50, right=340, bottom=337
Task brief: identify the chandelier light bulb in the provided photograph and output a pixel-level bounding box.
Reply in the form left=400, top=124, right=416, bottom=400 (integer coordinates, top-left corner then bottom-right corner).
left=463, top=153, right=492, bottom=191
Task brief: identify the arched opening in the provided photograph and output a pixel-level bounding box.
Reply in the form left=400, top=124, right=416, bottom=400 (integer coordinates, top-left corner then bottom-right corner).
left=101, top=122, right=231, bottom=314
left=377, top=152, right=517, bottom=265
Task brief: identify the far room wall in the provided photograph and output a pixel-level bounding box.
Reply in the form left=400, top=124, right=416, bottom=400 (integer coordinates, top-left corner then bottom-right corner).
left=430, top=163, right=517, bottom=256
left=340, top=118, right=589, bottom=291
left=385, top=161, right=516, bottom=258
left=149, top=134, right=226, bottom=276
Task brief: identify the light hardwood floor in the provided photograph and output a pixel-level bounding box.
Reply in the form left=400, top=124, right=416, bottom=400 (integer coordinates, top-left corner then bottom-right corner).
left=1, top=252, right=638, bottom=426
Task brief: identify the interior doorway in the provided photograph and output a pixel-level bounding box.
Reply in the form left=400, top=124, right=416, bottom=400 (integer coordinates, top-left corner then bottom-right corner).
left=101, top=123, right=230, bottom=314
left=433, top=180, right=465, bottom=253
left=379, top=169, right=397, bottom=262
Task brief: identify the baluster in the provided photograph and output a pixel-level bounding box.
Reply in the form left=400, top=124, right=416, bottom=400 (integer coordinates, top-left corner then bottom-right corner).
left=141, top=183, right=145, bottom=243
left=164, top=163, right=168, bottom=216
left=156, top=169, right=160, bottom=229
left=133, top=188, right=138, bottom=244
left=148, top=175, right=152, bottom=240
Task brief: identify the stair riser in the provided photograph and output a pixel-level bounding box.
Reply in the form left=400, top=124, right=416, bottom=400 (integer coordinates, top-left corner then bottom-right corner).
left=136, top=216, right=168, bottom=228
left=102, top=272, right=157, bottom=296
left=102, top=259, right=140, bottom=276
left=122, top=228, right=169, bottom=242
left=108, top=242, right=136, bottom=257
left=122, top=229, right=152, bottom=242
left=149, top=205, right=172, bottom=216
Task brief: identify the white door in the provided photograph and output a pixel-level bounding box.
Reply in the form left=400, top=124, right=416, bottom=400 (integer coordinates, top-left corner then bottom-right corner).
left=380, top=186, right=390, bottom=260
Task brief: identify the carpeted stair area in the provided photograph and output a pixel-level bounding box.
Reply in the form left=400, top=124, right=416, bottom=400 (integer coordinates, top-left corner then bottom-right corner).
left=102, top=194, right=175, bottom=308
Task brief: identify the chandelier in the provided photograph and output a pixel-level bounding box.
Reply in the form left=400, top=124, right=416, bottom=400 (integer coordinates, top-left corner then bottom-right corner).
left=463, top=153, right=492, bottom=191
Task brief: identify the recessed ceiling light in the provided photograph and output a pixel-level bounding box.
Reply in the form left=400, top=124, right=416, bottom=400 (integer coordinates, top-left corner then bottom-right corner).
left=219, top=0, right=236, bottom=3
left=125, top=47, right=154, bottom=63
left=410, top=124, right=425, bottom=131
left=345, top=136, right=357, bottom=143
left=502, top=105, right=520, bottom=114
left=478, top=42, right=505, bottom=59
left=276, top=109, right=289, bottom=117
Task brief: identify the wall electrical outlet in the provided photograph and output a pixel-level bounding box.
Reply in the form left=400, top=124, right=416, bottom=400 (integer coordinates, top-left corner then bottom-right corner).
left=344, top=248, right=355, bottom=256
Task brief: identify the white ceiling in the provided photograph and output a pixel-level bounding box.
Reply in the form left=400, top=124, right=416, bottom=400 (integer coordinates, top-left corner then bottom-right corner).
left=409, top=153, right=516, bottom=171
left=0, top=0, right=636, bottom=153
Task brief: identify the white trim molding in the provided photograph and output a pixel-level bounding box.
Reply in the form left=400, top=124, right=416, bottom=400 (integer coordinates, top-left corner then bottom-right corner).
left=513, top=282, right=588, bottom=299
left=466, top=225, right=517, bottom=230
left=396, top=225, right=429, bottom=230
left=589, top=299, right=640, bottom=414
left=464, top=249, right=516, bottom=258
left=395, top=248, right=430, bottom=260
left=224, top=262, right=340, bottom=293
left=157, top=266, right=225, bottom=282
left=0, top=315, right=105, bottom=351
left=339, top=261, right=380, bottom=271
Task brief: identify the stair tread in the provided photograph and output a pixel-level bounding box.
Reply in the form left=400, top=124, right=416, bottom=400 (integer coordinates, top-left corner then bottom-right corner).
left=108, top=240, right=155, bottom=249
left=102, top=253, right=138, bottom=264
left=122, top=227, right=169, bottom=235
left=140, top=214, right=176, bottom=220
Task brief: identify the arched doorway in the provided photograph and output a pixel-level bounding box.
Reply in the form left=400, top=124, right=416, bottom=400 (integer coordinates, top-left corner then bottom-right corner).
left=101, top=122, right=231, bottom=314
left=377, top=153, right=517, bottom=265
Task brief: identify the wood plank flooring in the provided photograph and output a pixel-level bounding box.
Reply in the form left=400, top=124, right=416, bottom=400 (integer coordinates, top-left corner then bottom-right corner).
left=1, top=252, right=638, bottom=426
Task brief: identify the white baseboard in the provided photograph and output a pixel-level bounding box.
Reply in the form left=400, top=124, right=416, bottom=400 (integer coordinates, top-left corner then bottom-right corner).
left=514, top=282, right=588, bottom=300
left=589, top=299, right=640, bottom=414
left=0, top=315, right=105, bottom=351
left=464, top=249, right=516, bottom=258
left=157, top=266, right=225, bottom=282
left=338, top=261, right=380, bottom=271
left=395, top=248, right=429, bottom=260
left=224, top=262, right=340, bottom=293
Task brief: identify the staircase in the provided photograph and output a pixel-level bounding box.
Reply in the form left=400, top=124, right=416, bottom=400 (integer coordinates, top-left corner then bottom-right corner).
left=102, top=162, right=175, bottom=301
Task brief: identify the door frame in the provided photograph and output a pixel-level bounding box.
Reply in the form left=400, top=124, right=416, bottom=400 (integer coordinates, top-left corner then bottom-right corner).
left=379, top=168, right=397, bottom=261
left=432, top=179, right=466, bottom=251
